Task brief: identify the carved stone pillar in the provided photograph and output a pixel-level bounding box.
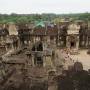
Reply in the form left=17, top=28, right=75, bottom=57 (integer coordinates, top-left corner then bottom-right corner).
left=66, top=36, right=70, bottom=49
left=76, top=36, right=79, bottom=50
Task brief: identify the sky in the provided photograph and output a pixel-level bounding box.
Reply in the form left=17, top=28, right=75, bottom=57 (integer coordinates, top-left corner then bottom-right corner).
left=0, top=0, right=90, bottom=14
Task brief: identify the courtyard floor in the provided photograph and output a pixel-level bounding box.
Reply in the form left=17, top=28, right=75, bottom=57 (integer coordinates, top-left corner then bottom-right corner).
left=70, top=49, right=90, bottom=70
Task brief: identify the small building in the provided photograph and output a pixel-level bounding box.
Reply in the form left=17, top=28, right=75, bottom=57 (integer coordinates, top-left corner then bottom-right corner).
left=67, top=23, right=80, bottom=50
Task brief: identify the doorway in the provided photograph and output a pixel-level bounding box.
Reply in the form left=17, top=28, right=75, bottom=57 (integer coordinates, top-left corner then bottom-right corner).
left=70, top=41, right=75, bottom=48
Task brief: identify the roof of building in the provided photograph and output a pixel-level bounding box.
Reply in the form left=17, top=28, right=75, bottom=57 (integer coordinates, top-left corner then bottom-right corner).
left=33, top=26, right=46, bottom=36
left=46, top=26, right=58, bottom=36
left=33, top=25, right=58, bottom=36
left=35, top=21, right=45, bottom=27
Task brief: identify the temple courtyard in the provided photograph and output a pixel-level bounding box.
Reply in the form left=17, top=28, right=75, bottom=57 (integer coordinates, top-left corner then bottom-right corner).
left=70, top=49, right=90, bottom=70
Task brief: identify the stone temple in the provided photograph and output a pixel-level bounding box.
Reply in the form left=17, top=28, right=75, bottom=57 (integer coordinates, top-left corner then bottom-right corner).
left=0, top=20, right=90, bottom=90
left=0, top=20, right=90, bottom=52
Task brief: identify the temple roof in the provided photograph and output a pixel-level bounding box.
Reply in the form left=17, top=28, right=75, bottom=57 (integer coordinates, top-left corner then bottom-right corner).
left=33, top=25, right=58, bottom=36
left=35, top=21, right=45, bottom=27
left=33, top=27, right=46, bottom=36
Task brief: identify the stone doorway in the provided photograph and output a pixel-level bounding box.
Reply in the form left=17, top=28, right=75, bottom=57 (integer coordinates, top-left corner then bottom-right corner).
left=37, top=42, right=43, bottom=51
left=67, top=35, right=79, bottom=50
left=32, top=42, right=43, bottom=51
left=36, top=57, right=43, bottom=66
left=70, top=36, right=76, bottom=49
left=70, top=41, right=76, bottom=48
